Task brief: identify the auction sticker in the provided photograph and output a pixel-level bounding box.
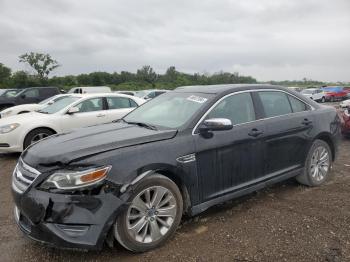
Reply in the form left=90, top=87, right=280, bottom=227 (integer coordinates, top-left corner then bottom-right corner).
left=187, top=95, right=207, bottom=103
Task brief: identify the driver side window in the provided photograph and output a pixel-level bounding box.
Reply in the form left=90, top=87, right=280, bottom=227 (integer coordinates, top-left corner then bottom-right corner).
left=75, top=98, right=104, bottom=113
left=207, top=92, right=256, bottom=125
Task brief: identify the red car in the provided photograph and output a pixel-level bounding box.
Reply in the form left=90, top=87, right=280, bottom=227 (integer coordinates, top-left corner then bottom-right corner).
left=322, top=86, right=347, bottom=102
left=339, top=108, right=350, bottom=137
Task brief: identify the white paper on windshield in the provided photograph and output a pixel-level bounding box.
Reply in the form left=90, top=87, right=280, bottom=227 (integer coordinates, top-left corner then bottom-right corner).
left=187, top=95, right=207, bottom=103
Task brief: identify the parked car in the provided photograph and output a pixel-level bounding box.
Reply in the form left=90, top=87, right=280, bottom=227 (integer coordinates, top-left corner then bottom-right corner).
left=338, top=107, right=350, bottom=137
left=0, top=87, right=60, bottom=111
left=321, top=86, right=347, bottom=102
left=0, top=93, right=145, bottom=152
left=12, top=84, right=340, bottom=252
left=343, top=87, right=350, bottom=98
left=287, top=86, right=302, bottom=92
left=300, top=88, right=327, bottom=102
left=0, top=89, right=21, bottom=98
left=339, top=99, right=350, bottom=108
left=0, top=94, right=71, bottom=118
left=135, top=89, right=169, bottom=100
left=68, top=86, right=112, bottom=94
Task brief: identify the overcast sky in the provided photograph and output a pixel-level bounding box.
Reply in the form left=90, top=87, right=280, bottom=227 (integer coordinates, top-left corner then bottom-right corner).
left=0, top=0, right=349, bottom=81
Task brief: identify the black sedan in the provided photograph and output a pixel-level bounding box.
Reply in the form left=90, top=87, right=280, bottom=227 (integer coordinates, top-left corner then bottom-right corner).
left=12, top=84, right=341, bottom=252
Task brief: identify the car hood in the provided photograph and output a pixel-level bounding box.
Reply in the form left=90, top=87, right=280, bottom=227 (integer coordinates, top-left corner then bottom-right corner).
left=0, top=111, right=51, bottom=124
left=22, top=122, right=177, bottom=167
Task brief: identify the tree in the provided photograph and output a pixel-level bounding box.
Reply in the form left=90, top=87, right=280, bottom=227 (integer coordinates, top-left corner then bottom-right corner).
left=0, top=63, right=11, bottom=87
left=137, top=65, right=158, bottom=86
left=19, top=52, right=60, bottom=80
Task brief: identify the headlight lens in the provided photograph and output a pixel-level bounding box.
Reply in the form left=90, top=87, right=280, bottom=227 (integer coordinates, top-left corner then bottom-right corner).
left=40, top=166, right=111, bottom=190
left=0, top=123, right=20, bottom=134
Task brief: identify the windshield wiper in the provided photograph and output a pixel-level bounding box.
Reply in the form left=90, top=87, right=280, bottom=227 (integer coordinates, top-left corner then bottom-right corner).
left=113, top=119, right=157, bottom=130
left=126, top=121, right=158, bottom=131
left=37, top=110, right=49, bottom=114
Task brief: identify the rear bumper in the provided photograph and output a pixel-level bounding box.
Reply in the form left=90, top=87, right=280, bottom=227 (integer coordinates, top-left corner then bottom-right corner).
left=12, top=186, right=126, bottom=250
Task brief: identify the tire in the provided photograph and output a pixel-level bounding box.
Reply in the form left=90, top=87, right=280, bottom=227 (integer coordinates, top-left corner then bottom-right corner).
left=321, top=97, right=326, bottom=103
left=23, top=128, right=55, bottom=149
left=114, top=174, right=183, bottom=252
left=296, top=139, right=332, bottom=187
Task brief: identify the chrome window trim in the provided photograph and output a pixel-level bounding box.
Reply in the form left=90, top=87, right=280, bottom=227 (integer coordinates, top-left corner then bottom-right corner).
left=192, top=89, right=315, bottom=135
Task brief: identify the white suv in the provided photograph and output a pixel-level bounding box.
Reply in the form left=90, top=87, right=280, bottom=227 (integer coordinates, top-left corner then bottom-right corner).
left=301, top=88, right=326, bottom=103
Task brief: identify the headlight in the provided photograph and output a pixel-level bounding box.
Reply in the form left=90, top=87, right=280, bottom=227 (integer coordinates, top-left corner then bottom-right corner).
left=40, top=166, right=111, bottom=190
left=0, top=123, right=20, bottom=134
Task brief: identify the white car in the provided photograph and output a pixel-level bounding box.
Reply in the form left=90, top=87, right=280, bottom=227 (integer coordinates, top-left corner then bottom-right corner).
left=300, top=88, right=327, bottom=103
left=0, top=93, right=145, bottom=153
left=0, top=94, right=70, bottom=118
left=340, top=99, right=350, bottom=108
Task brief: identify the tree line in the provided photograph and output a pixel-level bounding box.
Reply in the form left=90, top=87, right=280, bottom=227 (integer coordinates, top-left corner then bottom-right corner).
left=0, top=52, right=346, bottom=91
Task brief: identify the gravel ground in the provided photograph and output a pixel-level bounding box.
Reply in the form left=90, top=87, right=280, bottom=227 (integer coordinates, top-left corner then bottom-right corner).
left=1, top=109, right=349, bottom=261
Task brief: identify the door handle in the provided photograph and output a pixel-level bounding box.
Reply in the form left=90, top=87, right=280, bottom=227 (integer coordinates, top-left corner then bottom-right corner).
left=301, top=119, right=312, bottom=125
left=248, top=128, right=264, bottom=137
left=96, top=114, right=106, bottom=117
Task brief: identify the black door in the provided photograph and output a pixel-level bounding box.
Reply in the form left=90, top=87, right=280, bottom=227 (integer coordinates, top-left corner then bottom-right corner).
left=256, top=91, right=315, bottom=176
left=194, top=92, right=266, bottom=202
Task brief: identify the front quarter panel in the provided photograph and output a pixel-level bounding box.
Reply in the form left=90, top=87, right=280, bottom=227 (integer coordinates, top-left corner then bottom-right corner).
left=71, top=130, right=200, bottom=205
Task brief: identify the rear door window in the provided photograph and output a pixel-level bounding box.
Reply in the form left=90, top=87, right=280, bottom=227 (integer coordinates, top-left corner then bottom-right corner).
left=258, top=91, right=292, bottom=118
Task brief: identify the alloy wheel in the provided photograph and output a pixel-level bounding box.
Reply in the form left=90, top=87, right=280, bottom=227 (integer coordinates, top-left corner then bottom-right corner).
left=310, top=146, right=330, bottom=182
left=126, top=186, right=177, bottom=244
left=30, top=133, right=49, bottom=144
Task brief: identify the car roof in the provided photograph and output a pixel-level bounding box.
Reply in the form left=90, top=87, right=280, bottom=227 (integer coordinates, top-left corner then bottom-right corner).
left=175, top=84, right=284, bottom=94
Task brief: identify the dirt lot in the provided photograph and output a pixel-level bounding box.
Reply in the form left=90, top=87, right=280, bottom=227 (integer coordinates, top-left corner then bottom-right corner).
left=1, top=134, right=350, bottom=261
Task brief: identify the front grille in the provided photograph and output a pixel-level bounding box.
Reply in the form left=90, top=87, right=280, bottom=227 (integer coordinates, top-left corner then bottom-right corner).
left=12, top=158, right=41, bottom=194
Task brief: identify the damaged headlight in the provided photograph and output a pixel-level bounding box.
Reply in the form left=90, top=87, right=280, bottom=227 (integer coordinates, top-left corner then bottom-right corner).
left=40, top=166, right=111, bottom=190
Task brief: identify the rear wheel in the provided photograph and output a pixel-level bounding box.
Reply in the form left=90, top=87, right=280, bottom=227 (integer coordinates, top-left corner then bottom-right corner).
left=296, top=139, right=332, bottom=186
left=321, top=97, right=326, bottom=103
left=23, top=128, right=55, bottom=149
left=114, top=174, right=183, bottom=252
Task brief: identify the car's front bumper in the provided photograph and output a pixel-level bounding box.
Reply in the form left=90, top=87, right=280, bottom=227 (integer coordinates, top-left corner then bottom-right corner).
left=0, top=129, right=23, bottom=153
left=12, top=183, right=126, bottom=250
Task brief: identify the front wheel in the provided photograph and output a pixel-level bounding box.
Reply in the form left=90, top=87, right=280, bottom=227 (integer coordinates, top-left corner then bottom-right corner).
left=114, top=174, right=183, bottom=252
left=321, top=97, right=326, bottom=103
left=296, top=139, right=332, bottom=186
left=23, top=128, right=55, bottom=149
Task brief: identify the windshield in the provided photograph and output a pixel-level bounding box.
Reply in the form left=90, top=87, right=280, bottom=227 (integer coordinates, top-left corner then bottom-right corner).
left=301, top=89, right=314, bottom=94
left=4, top=90, right=20, bottom=97
left=124, top=92, right=213, bottom=129
left=39, top=95, right=69, bottom=105
left=38, top=96, right=80, bottom=114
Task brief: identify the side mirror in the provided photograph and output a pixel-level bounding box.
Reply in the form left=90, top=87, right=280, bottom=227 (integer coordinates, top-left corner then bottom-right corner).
left=67, top=107, right=79, bottom=114
left=199, top=118, right=233, bottom=134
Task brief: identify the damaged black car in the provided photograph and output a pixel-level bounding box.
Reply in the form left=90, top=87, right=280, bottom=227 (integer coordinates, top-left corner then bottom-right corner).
left=12, top=84, right=341, bottom=252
